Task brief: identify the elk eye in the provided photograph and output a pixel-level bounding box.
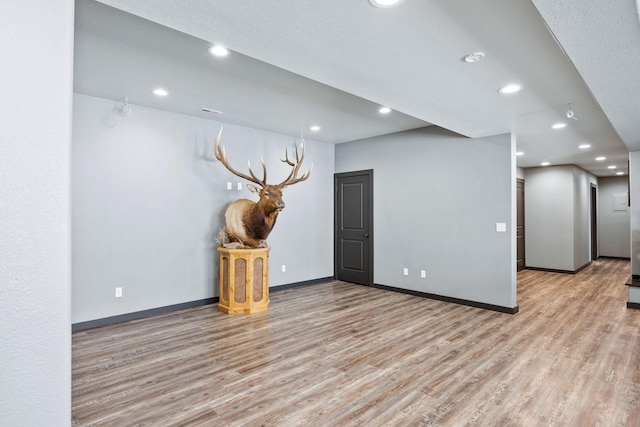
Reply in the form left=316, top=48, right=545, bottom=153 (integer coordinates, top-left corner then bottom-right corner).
left=264, top=191, right=269, bottom=196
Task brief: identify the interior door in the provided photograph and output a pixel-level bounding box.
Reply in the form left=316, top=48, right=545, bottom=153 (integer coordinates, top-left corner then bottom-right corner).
left=517, top=178, right=525, bottom=271
left=591, top=183, right=598, bottom=260
left=335, top=170, right=373, bottom=286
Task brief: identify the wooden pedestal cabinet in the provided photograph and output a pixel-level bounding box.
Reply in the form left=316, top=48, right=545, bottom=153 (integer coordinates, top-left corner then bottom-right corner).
left=217, top=247, right=269, bottom=314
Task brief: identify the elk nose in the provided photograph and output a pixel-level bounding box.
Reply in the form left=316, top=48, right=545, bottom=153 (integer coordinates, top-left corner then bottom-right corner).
left=278, top=201, right=285, bottom=209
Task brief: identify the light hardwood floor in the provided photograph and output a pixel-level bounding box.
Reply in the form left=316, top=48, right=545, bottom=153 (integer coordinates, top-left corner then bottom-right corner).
left=72, top=258, right=640, bottom=426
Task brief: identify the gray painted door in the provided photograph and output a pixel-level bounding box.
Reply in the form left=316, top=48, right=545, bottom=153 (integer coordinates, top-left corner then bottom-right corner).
left=591, top=183, right=598, bottom=260
left=335, top=170, right=373, bottom=285
left=517, top=179, right=525, bottom=271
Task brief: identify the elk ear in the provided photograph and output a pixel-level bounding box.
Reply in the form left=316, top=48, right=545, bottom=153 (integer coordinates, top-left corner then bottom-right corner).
left=247, top=184, right=261, bottom=194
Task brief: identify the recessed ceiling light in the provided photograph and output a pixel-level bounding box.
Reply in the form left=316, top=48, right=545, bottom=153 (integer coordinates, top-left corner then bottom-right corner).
left=463, top=52, right=485, bottom=63
left=551, top=123, right=566, bottom=129
left=516, top=151, right=524, bottom=156
left=379, top=107, right=392, bottom=114
left=498, top=84, right=522, bottom=94
left=369, top=0, right=403, bottom=8
left=152, top=88, right=168, bottom=97
left=616, top=171, right=625, bottom=175
left=596, top=156, right=606, bottom=161
left=541, top=162, right=550, bottom=166
left=608, top=165, right=617, bottom=169
left=310, top=125, right=321, bottom=132
left=209, top=45, right=229, bottom=57
left=578, top=144, right=591, bottom=149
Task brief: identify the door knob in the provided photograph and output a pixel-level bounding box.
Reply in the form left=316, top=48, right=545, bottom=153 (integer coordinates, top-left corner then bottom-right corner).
left=364, top=234, right=369, bottom=238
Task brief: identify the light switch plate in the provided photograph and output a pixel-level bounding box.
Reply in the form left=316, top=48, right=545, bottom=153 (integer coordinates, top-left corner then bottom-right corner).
left=496, top=222, right=507, bottom=232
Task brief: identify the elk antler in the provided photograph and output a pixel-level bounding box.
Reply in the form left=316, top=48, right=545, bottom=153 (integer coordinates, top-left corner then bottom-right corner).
left=213, top=126, right=267, bottom=187
left=279, top=138, right=312, bottom=188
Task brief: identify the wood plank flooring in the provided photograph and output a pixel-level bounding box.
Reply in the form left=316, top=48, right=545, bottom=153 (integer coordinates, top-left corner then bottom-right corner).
left=72, top=258, right=640, bottom=426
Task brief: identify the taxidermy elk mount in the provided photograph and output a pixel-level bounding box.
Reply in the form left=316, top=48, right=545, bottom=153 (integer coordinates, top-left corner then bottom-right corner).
left=213, top=126, right=312, bottom=249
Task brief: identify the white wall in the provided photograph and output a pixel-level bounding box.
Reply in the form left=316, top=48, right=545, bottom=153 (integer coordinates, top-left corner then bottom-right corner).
left=0, top=1, right=73, bottom=425
left=525, top=166, right=575, bottom=270
left=598, top=176, right=630, bottom=258
left=525, top=165, right=597, bottom=271
left=72, top=94, right=334, bottom=323
left=336, top=127, right=516, bottom=309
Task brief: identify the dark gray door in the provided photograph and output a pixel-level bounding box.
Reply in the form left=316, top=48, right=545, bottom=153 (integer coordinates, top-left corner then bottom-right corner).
left=335, top=170, right=373, bottom=285
left=591, top=183, right=598, bottom=260
left=517, top=179, right=525, bottom=271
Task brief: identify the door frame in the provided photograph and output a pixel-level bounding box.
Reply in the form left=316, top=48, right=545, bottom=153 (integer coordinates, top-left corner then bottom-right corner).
left=516, top=178, right=525, bottom=271
left=334, top=170, right=374, bottom=286
left=591, top=183, right=598, bottom=261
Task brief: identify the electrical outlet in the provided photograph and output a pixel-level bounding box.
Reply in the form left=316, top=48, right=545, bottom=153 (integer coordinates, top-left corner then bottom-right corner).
left=403, top=268, right=408, bottom=276
left=237, top=182, right=242, bottom=191
left=421, top=270, right=426, bottom=278
left=115, top=287, right=123, bottom=298
left=282, top=264, right=286, bottom=273
left=226, top=182, right=232, bottom=190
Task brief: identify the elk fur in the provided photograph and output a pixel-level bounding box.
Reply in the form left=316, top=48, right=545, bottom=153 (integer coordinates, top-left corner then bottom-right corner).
left=224, top=188, right=283, bottom=248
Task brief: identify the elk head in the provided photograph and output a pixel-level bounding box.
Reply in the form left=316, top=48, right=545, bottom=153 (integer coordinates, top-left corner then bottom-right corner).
left=213, top=126, right=312, bottom=248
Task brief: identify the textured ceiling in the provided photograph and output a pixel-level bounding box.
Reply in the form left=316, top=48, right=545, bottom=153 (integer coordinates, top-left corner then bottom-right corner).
left=531, top=0, right=640, bottom=153
left=78, top=0, right=637, bottom=176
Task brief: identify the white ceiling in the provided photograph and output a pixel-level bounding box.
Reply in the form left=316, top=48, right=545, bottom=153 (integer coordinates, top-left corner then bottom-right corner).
left=75, top=0, right=639, bottom=177
left=74, top=1, right=431, bottom=144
